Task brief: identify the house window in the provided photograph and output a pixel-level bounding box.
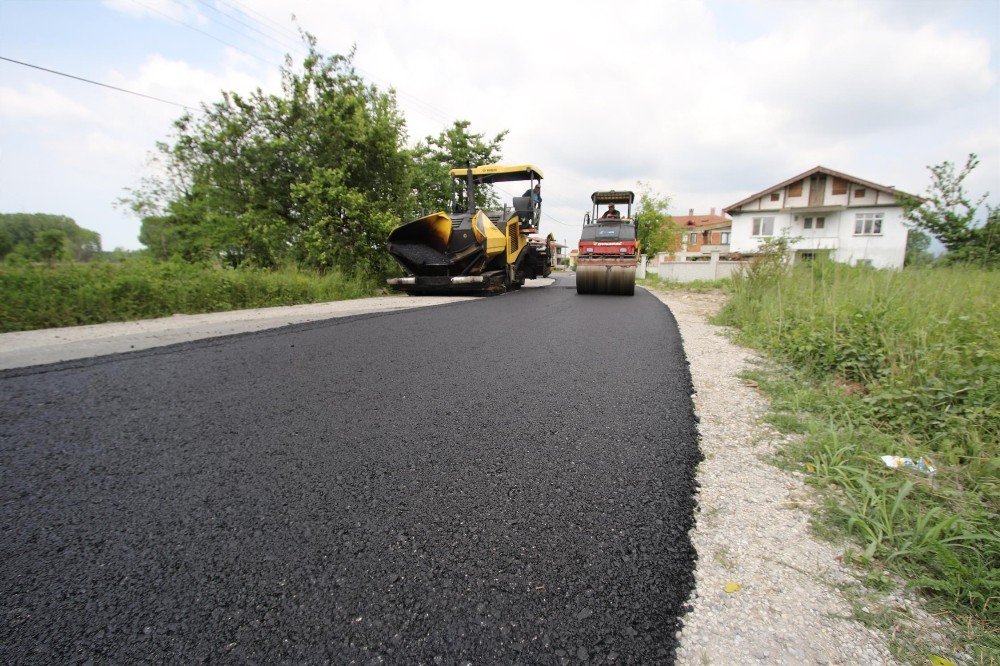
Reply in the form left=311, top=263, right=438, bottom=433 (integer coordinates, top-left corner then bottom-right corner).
left=770, top=192, right=780, bottom=202
left=752, top=216, right=774, bottom=236
left=815, top=217, right=825, bottom=229
left=855, top=188, right=866, bottom=198
left=720, top=231, right=730, bottom=244
left=832, top=177, right=848, bottom=195
left=788, top=180, right=804, bottom=197
left=689, top=232, right=699, bottom=245
left=804, top=217, right=813, bottom=229
left=854, top=213, right=883, bottom=235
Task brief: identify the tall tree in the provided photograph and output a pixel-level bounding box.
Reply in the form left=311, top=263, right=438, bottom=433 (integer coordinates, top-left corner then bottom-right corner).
left=409, top=120, right=507, bottom=215
left=124, top=38, right=412, bottom=273
left=898, top=153, right=997, bottom=267
left=633, top=183, right=680, bottom=259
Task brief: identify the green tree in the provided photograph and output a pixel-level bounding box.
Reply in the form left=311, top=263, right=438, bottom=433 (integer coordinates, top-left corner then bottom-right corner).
left=409, top=120, right=507, bottom=215
left=34, top=229, right=69, bottom=265
left=898, top=153, right=997, bottom=267
left=0, top=213, right=101, bottom=261
left=633, top=182, right=680, bottom=259
left=904, top=228, right=934, bottom=267
left=0, top=230, right=12, bottom=261
left=124, top=37, right=412, bottom=273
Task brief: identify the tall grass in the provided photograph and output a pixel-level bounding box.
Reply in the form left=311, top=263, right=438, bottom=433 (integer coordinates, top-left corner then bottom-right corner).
left=717, top=261, right=999, bottom=656
left=0, top=258, right=383, bottom=332
left=720, top=262, right=998, bottom=462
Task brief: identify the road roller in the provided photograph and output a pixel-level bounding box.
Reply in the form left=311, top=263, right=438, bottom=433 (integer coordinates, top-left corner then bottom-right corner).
left=576, top=190, right=639, bottom=295
left=386, top=164, right=555, bottom=295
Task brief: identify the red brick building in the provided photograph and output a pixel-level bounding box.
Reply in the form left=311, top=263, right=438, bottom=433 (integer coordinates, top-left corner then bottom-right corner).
left=656, top=208, right=732, bottom=262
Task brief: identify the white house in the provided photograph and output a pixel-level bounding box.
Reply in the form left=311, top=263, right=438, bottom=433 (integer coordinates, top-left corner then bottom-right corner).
left=724, top=166, right=918, bottom=269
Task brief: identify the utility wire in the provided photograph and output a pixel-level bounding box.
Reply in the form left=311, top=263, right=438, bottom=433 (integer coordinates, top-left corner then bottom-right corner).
left=543, top=211, right=580, bottom=229
left=0, top=55, right=195, bottom=109
left=494, top=184, right=580, bottom=229
left=218, top=0, right=303, bottom=45
left=214, top=0, right=454, bottom=124
left=130, top=0, right=281, bottom=69
left=194, top=0, right=305, bottom=58
left=175, top=0, right=453, bottom=127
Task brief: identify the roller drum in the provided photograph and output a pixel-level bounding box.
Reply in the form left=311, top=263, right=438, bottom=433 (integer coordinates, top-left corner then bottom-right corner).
left=575, top=263, right=636, bottom=295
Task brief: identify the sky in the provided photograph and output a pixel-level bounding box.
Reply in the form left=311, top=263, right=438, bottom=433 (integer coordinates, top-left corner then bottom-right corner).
left=1, top=0, right=998, bottom=251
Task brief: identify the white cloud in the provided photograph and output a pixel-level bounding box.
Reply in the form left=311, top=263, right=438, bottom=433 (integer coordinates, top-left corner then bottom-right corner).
left=3, top=0, right=996, bottom=248
left=0, top=83, right=98, bottom=122
left=739, top=4, right=995, bottom=136
left=255, top=0, right=994, bottom=235
left=109, top=52, right=274, bottom=109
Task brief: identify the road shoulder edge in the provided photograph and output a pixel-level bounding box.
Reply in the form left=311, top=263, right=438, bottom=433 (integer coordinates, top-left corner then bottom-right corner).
left=648, top=289, right=903, bottom=665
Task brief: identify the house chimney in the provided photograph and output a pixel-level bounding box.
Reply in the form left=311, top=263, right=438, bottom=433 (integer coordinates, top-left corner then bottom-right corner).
left=710, top=207, right=716, bottom=216
left=688, top=208, right=694, bottom=216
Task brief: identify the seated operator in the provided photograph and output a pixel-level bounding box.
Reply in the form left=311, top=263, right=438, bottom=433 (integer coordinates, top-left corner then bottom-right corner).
left=519, top=184, right=541, bottom=227
left=600, top=203, right=621, bottom=220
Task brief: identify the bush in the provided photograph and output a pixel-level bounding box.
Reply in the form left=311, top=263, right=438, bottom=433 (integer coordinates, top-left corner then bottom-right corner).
left=0, top=258, right=382, bottom=332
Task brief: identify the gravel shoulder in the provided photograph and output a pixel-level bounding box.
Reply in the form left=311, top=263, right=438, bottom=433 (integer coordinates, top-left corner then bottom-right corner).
left=650, top=289, right=901, bottom=666
left=0, top=281, right=560, bottom=371
left=0, top=294, right=476, bottom=370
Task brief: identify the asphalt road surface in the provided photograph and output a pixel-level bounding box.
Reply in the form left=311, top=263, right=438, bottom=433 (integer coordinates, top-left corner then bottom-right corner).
left=1, top=273, right=701, bottom=664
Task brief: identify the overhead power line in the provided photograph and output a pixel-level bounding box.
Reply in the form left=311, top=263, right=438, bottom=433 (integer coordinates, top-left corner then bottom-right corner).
left=208, top=0, right=453, bottom=126
left=218, top=0, right=304, bottom=46
left=0, top=55, right=194, bottom=109
left=193, top=0, right=305, bottom=60
left=494, top=184, right=579, bottom=229
left=130, top=0, right=281, bottom=69
left=137, top=0, right=451, bottom=127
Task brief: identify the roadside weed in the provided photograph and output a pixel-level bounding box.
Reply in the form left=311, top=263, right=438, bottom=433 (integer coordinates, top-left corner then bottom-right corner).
left=716, top=263, right=999, bottom=661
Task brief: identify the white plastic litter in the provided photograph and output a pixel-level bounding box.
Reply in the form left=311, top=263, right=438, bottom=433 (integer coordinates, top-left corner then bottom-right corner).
left=880, top=455, right=936, bottom=475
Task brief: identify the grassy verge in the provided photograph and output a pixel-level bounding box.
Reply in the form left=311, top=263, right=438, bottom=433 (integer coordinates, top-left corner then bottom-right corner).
left=0, top=259, right=384, bottom=332
left=637, top=273, right=731, bottom=292
left=715, top=261, right=999, bottom=662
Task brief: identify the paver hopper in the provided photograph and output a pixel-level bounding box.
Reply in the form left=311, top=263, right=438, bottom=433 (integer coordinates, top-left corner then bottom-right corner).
left=386, top=164, right=554, bottom=295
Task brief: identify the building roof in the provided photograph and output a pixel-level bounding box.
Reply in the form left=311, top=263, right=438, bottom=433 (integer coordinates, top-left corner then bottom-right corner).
left=672, top=212, right=731, bottom=229
left=723, top=166, right=920, bottom=214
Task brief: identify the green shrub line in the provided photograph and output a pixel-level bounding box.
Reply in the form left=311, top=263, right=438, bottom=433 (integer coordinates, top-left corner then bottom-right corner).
left=0, top=259, right=383, bottom=332
left=714, top=261, right=999, bottom=660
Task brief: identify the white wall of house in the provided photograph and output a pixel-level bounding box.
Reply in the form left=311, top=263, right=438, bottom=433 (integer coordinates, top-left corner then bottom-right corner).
left=730, top=206, right=908, bottom=269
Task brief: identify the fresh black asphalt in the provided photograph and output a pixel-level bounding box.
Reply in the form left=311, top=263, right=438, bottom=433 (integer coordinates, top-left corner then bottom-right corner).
left=1, top=273, right=701, bottom=664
